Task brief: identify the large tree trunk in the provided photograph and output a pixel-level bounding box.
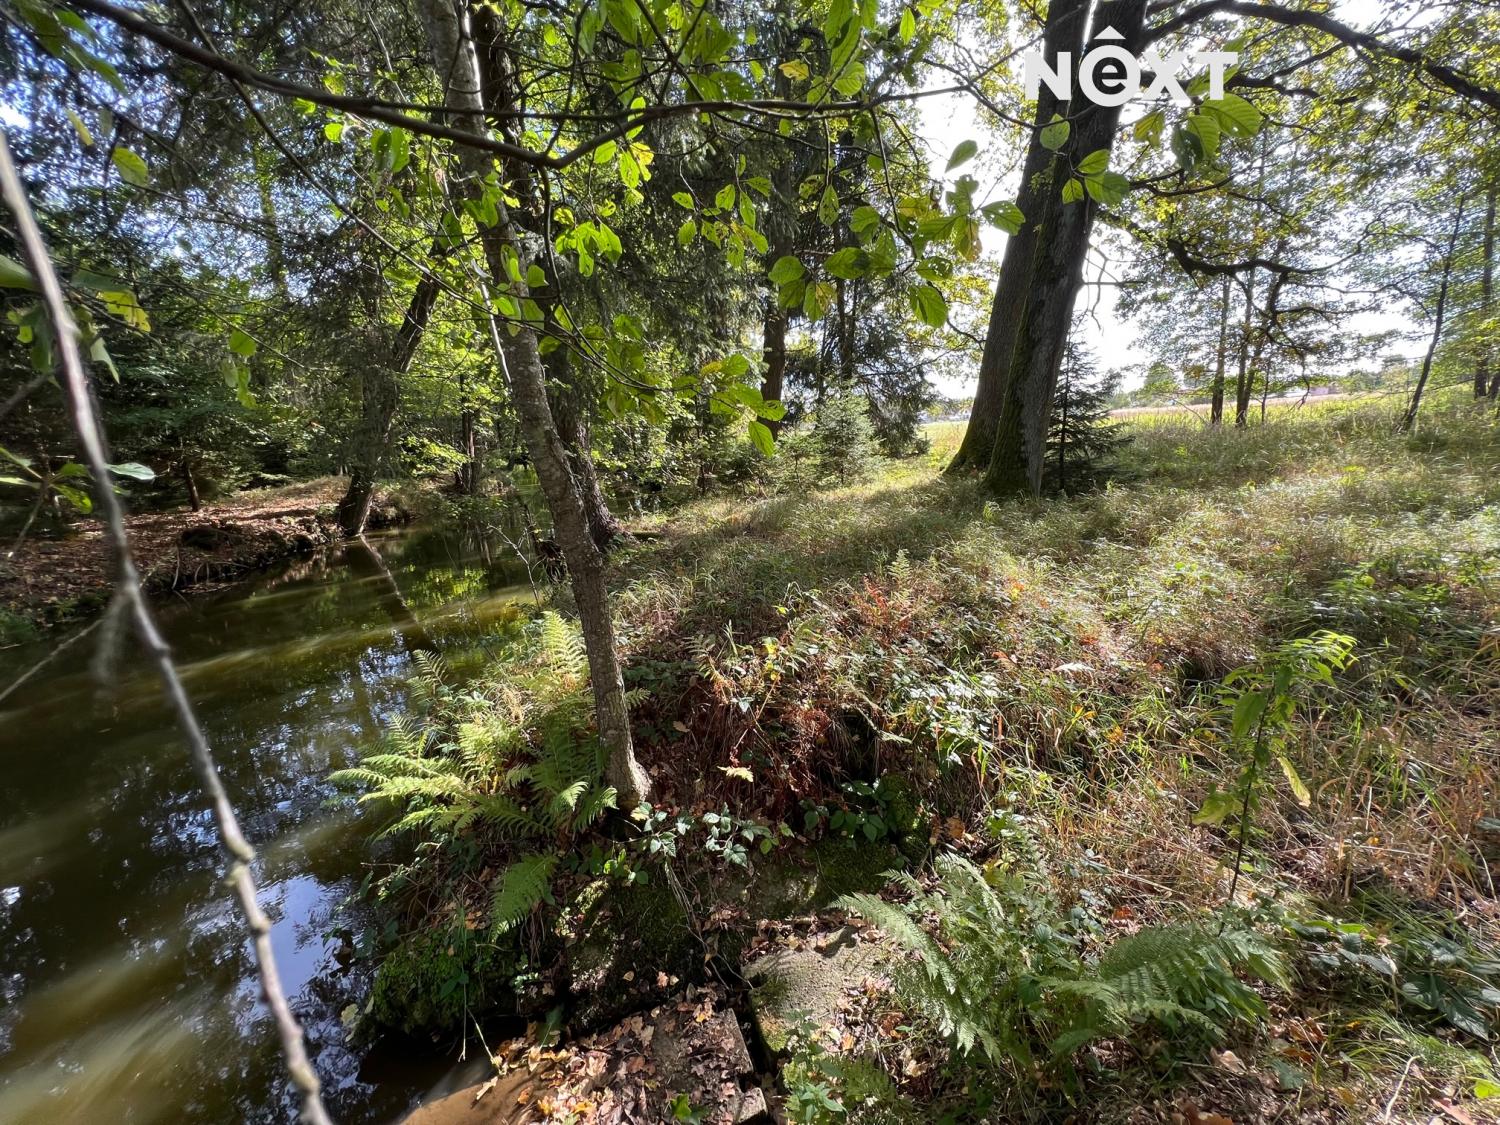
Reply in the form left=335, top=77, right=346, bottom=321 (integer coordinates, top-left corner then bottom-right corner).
left=337, top=273, right=440, bottom=535
left=1402, top=197, right=1467, bottom=433
left=418, top=0, right=650, bottom=806
left=985, top=0, right=1148, bottom=496
left=758, top=31, right=796, bottom=438
left=1210, top=275, right=1230, bottom=426
left=1478, top=185, right=1495, bottom=400
left=550, top=368, right=624, bottom=551
left=948, top=0, right=1079, bottom=472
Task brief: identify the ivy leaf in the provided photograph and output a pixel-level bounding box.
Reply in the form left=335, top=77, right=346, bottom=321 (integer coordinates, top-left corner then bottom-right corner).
left=946, top=139, right=978, bottom=171
left=909, top=283, right=947, bottom=329
left=111, top=147, right=149, bottom=186
left=1039, top=117, right=1069, bottom=151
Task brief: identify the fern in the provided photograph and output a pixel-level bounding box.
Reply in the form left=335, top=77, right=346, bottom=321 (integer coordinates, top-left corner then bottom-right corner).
left=330, top=610, right=618, bottom=923
left=489, top=852, right=559, bottom=935
left=842, top=846, right=1286, bottom=1076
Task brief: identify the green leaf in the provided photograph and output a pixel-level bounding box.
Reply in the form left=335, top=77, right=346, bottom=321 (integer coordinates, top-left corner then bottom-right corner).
left=768, top=255, right=804, bottom=285
left=1076, top=148, right=1109, bottom=175
left=1061, top=177, right=1084, bottom=204
left=1040, top=117, right=1069, bottom=152
left=899, top=7, right=916, bottom=43
left=593, top=140, right=617, bottom=164
left=106, top=461, right=155, bottom=481
left=909, top=283, right=947, bottom=329
left=850, top=205, right=881, bottom=237
left=818, top=183, right=839, bottom=226
left=1193, top=788, right=1240, bottom=826
left=1475, top=1079, right=1500, bottom=1100
left=779, top=60, right=810, bottom=80
left=1185, top=113, right=1221, bottom=162
left=1084, top=171, right=1130, bottom=206
left=672, top=191, right=695, bottom=209
left=54, top=482, right=93, bottom=514
left=0, top=255, right=36, bottom=290
left=228, top=328, right=257, bottom=357
left=824, top=246, right=867, bottom=279
left=323, top=121, right=344, bottom=143
left=748, top=419, right=774, bottom=456
left=715, top=183, right=736, bottom=211
left=526, top=264, right=546, bottom=288
left=1133, top=108, right=1165, bottom=144
left=111, top=147, right=149, bottom=186
left=1202, top=93, right=1263, bottom=139
left=65, top=108, right=94, bottom=147
left=1276, top=755, right=1311, bottom=806
left=980, top=200, right=1024, bottom=234
left=88, top=333, right=118, bottom=381
left=676, top=218, right=696, bottom=247
left=946, top=139, right=978, bottom=171
left=1231, top=689, right=1267, bottom=741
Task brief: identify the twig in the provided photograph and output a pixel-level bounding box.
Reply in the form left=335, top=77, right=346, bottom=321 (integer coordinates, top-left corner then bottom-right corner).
left=0, top=129, right=334, bottom=1125
left=0, top=616, right=102, bottom=707
left=1381, top=1054, right=1417, bottom=1122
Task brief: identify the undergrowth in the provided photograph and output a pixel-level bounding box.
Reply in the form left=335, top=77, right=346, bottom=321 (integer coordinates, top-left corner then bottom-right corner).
left=336, top=396, right=1500, bottom=1119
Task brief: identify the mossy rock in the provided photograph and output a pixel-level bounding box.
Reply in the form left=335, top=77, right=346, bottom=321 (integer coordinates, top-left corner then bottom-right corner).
left=369, top=924, right=524, bottom=1036
left=562, top=876, right=696, bottom=1029
left=747, top=838, right=904, bottom=922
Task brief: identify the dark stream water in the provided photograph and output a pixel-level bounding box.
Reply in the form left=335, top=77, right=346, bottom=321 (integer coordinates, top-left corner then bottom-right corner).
left=0, top=528, right=537, bottom=1123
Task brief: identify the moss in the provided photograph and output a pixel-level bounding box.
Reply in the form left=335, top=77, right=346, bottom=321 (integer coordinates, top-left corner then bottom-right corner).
left=563, top=876, right=695, bottom=1028
left=369, top=923, right=523, bottom=1036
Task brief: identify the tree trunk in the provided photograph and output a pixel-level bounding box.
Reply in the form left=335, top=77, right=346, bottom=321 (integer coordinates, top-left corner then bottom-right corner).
left=758, top=40, right=795, bottom=438
left=336, top=273, right=440, bottom=536
left=1210, top=275, right=1230, bottom=426
left=551, top=374, right=623, bottom=551
left=1402, top=197, right=1467, bottom=433
left=1478, top=185, right=1495, bottom=400
left=948, top=0, right=1080, bottom=473
left=1233, top=268, right=1255, bottom=428
left=180, top=457, right=201, bottom=512
left=418, top=0, right=650, bottom=806
left=985, top=0, right=1148, bottom=496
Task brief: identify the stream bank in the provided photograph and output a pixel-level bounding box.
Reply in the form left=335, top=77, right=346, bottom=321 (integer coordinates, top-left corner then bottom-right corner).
left=0, top=477, right=410, bottom=634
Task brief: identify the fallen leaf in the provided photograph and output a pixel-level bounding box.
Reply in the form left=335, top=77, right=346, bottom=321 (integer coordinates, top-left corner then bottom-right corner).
left=1212, top=1048, right=1247, bottom=1075
left=1434, top=1099, right=1476, bottom=1125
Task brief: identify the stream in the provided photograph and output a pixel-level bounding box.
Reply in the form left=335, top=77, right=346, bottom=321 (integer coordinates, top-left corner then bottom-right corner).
left=0, top=527, right=538, bottom=1123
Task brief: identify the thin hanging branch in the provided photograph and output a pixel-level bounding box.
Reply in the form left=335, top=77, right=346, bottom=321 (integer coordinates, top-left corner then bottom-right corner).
left=0, top=130, right=335, bottom=1125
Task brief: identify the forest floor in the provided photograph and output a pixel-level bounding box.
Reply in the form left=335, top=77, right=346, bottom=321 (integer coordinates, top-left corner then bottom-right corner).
left=386, top=394, right=1499, bottom=1124
left=0, top=476, right=407, bottom=636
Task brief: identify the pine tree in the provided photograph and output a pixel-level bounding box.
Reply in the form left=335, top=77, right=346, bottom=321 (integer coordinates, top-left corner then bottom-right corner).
left=1045, top=331, right=1130, bottom=495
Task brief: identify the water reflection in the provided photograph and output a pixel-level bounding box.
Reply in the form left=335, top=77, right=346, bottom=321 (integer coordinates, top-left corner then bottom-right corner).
left=0, top=527, right=536, bottom=1123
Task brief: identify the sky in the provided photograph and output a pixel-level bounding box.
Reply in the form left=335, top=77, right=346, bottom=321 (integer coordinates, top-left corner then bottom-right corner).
left=911, top=0, right=1417, bottom=397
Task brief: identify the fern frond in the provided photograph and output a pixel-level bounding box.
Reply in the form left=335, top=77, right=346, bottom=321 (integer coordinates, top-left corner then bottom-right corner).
left=490, top=852, right=558, bottom=935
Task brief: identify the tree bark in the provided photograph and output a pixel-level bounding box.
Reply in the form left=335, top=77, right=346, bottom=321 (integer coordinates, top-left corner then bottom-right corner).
left=418, top=0, right=650, bottom=806
left=1477, top=185, right=1495, bottom=400
left=1233, top=268, right=1255, bottom=428
left=949, top=0, right=1081, bottom=472
left=985, top=0, right=1147, bottom=496
left=336, top=272, right=440, bottom=536
left=1210, top=275, right=1230, bottom=426
left=1402, top=197, right=1466, bottom=433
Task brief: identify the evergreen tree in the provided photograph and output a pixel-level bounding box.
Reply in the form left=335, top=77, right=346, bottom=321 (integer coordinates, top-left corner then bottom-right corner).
left=1045, top=332, right=1129, bottom=496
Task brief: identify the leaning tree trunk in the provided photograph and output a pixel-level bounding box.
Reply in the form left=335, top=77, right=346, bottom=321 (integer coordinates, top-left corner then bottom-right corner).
left=418, top=0, right=650, bottom=806
left=336, top=273, right=440, bottom=536
left=949, top=0, right=1081, bottom=472
left=985, top=0, right=1148, bottom=496
left=1402, top=197, right=1467, bottom=433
